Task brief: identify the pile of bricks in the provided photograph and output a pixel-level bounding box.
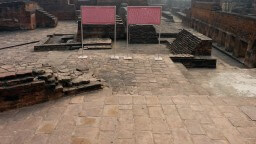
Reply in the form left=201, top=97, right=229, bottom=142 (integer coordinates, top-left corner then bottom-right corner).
left=169, top=29, right=212, bottom=56
left=0, top=65, right=103, bottom=112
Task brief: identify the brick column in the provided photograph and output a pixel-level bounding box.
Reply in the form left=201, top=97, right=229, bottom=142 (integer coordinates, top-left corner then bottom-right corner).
left=245, top=40, right=256, bottom=68
left=216, top=29, right=222, bottom=46
left=232, top=38, right=241, bottom=57
left=225, top=33, right=232, bottom=52
left=233, top=39, right=248, bottom=58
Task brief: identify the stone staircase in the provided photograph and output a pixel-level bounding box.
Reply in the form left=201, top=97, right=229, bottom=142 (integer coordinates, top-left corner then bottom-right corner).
left=36, top=8, right=58, bottom=28
left=0, top=66, right=103, bottom=112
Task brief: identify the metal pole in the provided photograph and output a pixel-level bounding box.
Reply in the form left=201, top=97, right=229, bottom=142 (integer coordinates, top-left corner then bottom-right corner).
left=111, top=6, right=119, bottom=59
left=158, top=25, right=161, bottom=59
left=124, top=7, right=132, bottom=60
left=124, top=21, right=132, bottom=60
left=115, top=17, right=117, bottom=57
left=127, top=23, right=128, bottom=56
left=81, top=20, right=83, bottom=50
left=78, top=6, right=87, bottom=59
left=155, top=6, right=163, bottom=61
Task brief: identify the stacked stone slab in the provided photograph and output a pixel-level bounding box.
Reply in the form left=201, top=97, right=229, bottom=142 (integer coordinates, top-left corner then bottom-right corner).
left=0, top=66, right=103, bottom=112
left=169, top=29, right=212, bottom=56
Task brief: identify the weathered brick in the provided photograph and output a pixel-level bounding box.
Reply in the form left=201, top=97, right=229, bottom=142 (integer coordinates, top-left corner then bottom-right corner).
left=0, top=72, right=16, bottom=81
left=16, top=70, right=33, bottom=77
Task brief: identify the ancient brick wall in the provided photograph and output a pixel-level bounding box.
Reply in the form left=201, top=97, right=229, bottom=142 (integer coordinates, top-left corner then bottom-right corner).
left=191, top=2, right=256, bottom=41
left=187, top=1, right=256, bottom=67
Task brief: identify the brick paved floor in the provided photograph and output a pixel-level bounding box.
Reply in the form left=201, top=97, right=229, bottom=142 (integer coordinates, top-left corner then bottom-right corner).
left=0, top=21, right=256, bottom=144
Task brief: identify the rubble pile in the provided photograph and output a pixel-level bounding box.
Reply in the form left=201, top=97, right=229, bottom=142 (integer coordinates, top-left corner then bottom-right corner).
left=0, top=65, right=103, bottom=111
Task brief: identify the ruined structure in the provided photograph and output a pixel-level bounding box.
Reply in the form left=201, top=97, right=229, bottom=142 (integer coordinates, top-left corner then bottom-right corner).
left=0, top=1, right=57, bottom=30
left=177, top=0, right=256, bottom=67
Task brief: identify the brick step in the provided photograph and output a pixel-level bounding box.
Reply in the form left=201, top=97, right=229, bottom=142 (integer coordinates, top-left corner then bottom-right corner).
left=0, top=76, right=34, bottom=87
left=0, top=70, right=33, bottom=81
left=0, top=80, right=45, bottom=97
left=63, top=82, right=103, bottom=95
left=175, top=63, right=196, bottom=79
left=37, top=8, right=55, bottom=18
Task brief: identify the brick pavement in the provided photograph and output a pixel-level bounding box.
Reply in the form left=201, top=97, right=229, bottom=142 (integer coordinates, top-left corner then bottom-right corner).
left=0, top=21, right=256, bottom=144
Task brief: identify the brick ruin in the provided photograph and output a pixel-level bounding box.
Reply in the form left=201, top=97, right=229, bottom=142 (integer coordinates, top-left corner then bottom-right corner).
left=175, top=0, right=256, bottom=68
left=0, top=64, right=103, bottom=112
left=0, top=1, right=57, bottom=30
